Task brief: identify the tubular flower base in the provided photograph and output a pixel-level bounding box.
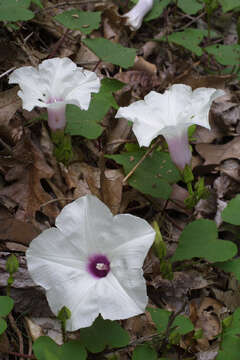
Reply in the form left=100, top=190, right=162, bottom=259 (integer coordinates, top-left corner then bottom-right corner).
left=123, top=0, right=154, bottom=31
left=26, top=195, right=155, bottom=331
left=9, top=57, right=100, bottom=131
left=115, top=84, right=225, bottom=170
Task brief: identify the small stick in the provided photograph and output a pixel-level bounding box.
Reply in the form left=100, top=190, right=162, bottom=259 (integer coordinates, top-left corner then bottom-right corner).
left=2, top=351, right=35, bottom=359
left=40, top=197, right=73, bottom=209
left=8, top=313, right=24, bottom=360
left=0, top=67, right=16, bottom=79
left=123, top=138, right=161, bottom=184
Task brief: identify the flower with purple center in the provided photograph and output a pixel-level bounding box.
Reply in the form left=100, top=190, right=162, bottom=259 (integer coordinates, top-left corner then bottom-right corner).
left=8, top=57, right=100, bottom=131
left=115, top=84, right=225, bottom=170
left=26, top=195, right=155, bottom=331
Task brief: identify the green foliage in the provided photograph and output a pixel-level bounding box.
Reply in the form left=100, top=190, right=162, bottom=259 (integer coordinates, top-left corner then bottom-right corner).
left=31, top=0, right=43, bottom=8
left=54, top=10, right=101, bottom=35
left=0, top=296, right=14, bottom=317
left=0, top=0, right=34, bottom=21
left=216, top=308, right=240, bottom=360
left=83, top=38, right=136, bottom=69
left=177, top=0, right=204, bottom=14
left=167, top=28, right=214, bottom=56
left=33, top=336, right=87, bottom=360
left=0, top=296, right=14, bottom=335
left=51, top=131, right=73, bottom=164
left=107, top=149, right=181, bottom=200
left=171, top=219, right=237, bottom=263
left=216, top=259, right=240, bottom=282
left=79, top=316, right=130, bottom=353
left=153, top=221, right=166, bottom=260
left=184, top=177, right=209, bottom=209
left=221, top=194, right=240, bottom=225
left=148, top=308, right=194, bottom=336
left=132, top=344, right=158, bottom=360
left=66, top=79, right=124, bottom=138
left=145, top=0, right=171, bottom=21
left=6, top=254, right=19, bottom=275
left=205, top=44, right=240, bottom=65
left=218, top=0, right=240, bottom=12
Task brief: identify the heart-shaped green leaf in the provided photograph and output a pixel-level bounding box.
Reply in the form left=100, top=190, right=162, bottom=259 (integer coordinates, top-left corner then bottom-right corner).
left=0, top=296, right=14, bottom=317
left=33, top=336, right=87, bottom=360
left=107, top=149, right=180, bottom=200
left=132, top=344, right=158, bottom=360
left=54, top=10, right=101, bottom=35
left=171, top=219, right=237, bottom=263
left=148, top=308, right=193, bottom=335
left=66, top=78, right=124, bottom=138
left=83, top=38, right=136, bottom=69
left=222, top=195, right=240, bottom=225
left=80, top=317, right=130, bottom=353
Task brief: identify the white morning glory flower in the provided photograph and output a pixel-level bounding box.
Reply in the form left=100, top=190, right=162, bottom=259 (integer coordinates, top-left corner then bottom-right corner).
left=9, top=57, right=100, bottom=131
left=123, top=0, right=154, bottom=31
left=115, top=84, right=225, bottom=170
left=26, top=195, right=155, bottom=331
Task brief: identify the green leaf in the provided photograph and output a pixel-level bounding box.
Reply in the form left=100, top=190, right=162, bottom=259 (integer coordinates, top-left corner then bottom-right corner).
left=31, top=0, right=43, bottom=8
left=33, top=336, right=87, bottom=360
left=60, top=341, right=87, bottom=360
left=167, top=28, right=211, bottom=56
left=33, top=337, right=60, bottom=360
left=171, top=219, right=237, bottom=263
left=0, top=318, right=7, bottom=335
left=205, top=44, right=240, bottom=65
left=6, top=254, right=19, bottom=275
left=83, top=38, right=136, bottom=69
left=216, top=259, right=240, bottom=282
left=222, top=195, right=240, bottom=225
left=132, top=344, right=158, bottom=360
left=0, top=296, right=14, bottom=317
left=178, top=0, right=204, bottom=14
left=54, top=10, right=101, bottom=35
left=145, top=0, right=171, bottom=21
left=216, top=308, right=240, bottom=360
left=107, top=149, right=181, bottom=200
left=66, top=78, right=124, bottom=138
left=0, top=0, right=34, bottom=21
left=218, top=0, right=240, bottom=12
left=148, top=308, right=194, bottom=335
left=80, top=317, right=130, bottom=353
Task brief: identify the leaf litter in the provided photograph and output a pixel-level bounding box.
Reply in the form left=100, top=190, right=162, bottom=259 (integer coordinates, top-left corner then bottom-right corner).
left=1, top=1, right=240, bottom=359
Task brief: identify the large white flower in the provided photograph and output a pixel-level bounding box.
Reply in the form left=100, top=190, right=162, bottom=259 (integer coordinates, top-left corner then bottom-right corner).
left=115, top=84, right=225, bottom=170
left=123, top=0, right=154, bottom=31
left=9, top=57, right=100, bottom=131
left=26, top=195, right=155, bottom=331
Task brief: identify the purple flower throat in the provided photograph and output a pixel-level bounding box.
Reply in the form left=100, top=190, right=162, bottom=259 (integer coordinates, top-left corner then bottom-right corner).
left=87, top=254, right=110, bottom=278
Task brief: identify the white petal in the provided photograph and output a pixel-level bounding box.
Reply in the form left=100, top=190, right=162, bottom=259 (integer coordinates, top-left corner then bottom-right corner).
left=55, top=195, right=113, bottom=252
left=39, top=58, right=100, bottom=109
left=26, top=227, right=87, bottom=290
left=65, top=69, right=100, bottom=110
left=8, top=66, right=47, bottom=111
left=98, top=270, right=148, bottom=320
left=123, top=0, right=154, bottom=30
left=46, top=273, right=99, bottom=331
left=109, top=213, right=155, bottom=265
left=189, top=88, right=225, bottom=129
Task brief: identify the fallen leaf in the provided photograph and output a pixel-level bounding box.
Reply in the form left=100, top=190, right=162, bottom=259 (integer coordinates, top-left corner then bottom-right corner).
left=0, top=133, right=59, bottom=221
left=196, top=137, right=240, bottom=166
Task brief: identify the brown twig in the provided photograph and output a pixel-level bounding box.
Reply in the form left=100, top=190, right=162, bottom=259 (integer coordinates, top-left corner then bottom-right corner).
left=47, top=29, right=70, bottom=59
left=8, top=313, right=24, bottom=360
left=2, top=351, right=35, bottom=359
left=40, top=197, right=73, bottom=209
left=123, top=138, right=162, bottom=184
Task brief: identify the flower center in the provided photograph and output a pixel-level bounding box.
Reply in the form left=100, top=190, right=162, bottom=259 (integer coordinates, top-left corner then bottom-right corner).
left=87, top=254, right=110, bottom=278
